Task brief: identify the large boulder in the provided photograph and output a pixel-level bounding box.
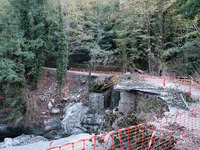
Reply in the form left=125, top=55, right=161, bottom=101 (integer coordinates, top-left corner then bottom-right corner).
left=44, top=117, right=62, bottom=139
left=82, top=113, right=104, bottom=133
left=89, top=93, right=104, bottom=113
left=118, top=91, right=136, bottom=115
left=62, top=103, right=89, bottom=135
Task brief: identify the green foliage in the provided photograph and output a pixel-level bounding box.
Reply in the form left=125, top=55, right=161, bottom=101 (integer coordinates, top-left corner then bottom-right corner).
left=1, top=85, right=25, bottom=124
left=177, top=0, right=200, bottom=19
left=89, top=82, right=105, bottom=93
left=0, top=0, right=66, bottom=123
left=186, top=63, right=195, bottom=75
left=56, top=0, right=67, bottom=95
left=89, top=76, right=113, bottom=93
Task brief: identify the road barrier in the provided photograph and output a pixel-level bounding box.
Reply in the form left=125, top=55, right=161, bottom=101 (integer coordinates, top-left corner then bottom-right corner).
left=101, top=76, right=118, bottom=90
left=69, top=68, right=200, bottom=88
left=48, top=107, right=200, bottom=150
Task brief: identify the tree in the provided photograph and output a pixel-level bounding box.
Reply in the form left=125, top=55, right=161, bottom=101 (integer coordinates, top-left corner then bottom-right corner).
left=0, top=1, right=28, bottom=124
left=176, top=0, right=200, bottom=75
left=56, top=0, right=67, bottom=96
left=113, top=0, right=145, bottom=72
left=177, top=0, right=200, bottom=19
left=0, top=0, right=60, bottom=123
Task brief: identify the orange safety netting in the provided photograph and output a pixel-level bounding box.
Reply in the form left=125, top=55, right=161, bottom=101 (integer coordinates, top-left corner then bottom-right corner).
left=69, top=68, right=200, bottom=89
left=48, top=107, right=200, bottom=150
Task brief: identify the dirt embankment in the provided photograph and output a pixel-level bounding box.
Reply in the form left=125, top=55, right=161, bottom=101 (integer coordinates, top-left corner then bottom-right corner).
left=25, top=69, right=88, bottom=123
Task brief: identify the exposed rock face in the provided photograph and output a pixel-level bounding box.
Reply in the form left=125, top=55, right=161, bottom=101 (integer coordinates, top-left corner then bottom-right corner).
left=82, top=114, right=104, bottom=132
left=89, top=93, right=104, bottom=113
left=110, top=90, right=120, bottom=109
left=62, top=103, right=89, bottom=135
left=118, top=91, right=168, bottom=123
left=44, top=117, right=62, bottom=139
left=119, top=91, right=136, bottom=116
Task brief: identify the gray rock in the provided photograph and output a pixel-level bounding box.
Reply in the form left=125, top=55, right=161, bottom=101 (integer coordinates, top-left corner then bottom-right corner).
left=81, top=79, right=86, bottom=84
left=89, top=93, right=104, bottom=113
left=71, top=128, right=85, bottom=135
left=48, top=102, right=53, bottom=110
left=82, top=114, right=104, bottom=126
left=44, top=130, right=59, bottom=139
left=110, top=90, right=120, bottom=109
left=51, top=99, right=55, bottom=103
left=70, top=96, right=78, bottom=102
left=41, top=112, right=46, bottom=115
left=51, top=108, right=61, bottom=114
left=44, top=117, right=62, bottom=132
left=1, top=138, right=12, bottom=148
left=44, top=117, right=62, bottom=139
left=62, top=97, right=68, bottom=101
left=62, top=103, right=89, bottom=135
left=63, top=95, right=77, bottom=102
left=118, top=91, right=135, bottom=115
left=40, top=98, right=46, bottom=101
left=105, top=109, right=111, bottom=114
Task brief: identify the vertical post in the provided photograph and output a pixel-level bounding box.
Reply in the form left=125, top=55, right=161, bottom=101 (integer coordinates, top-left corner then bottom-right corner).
left=163, top=76, right=166, bottom=86
left=119, top=131, right=122, bottom=150
left=83, top=140, right=85, bottom=150
left=103, top=134, right=105, bottom=150
left=127, top=127, right=130, bottom=149
left=93, top=137, right=96, bottom=150
left=111, top=133, right=114, bottom=150
left=189, top=75, right=193, bottom=95
left=148, top=115, right=158, bottom=150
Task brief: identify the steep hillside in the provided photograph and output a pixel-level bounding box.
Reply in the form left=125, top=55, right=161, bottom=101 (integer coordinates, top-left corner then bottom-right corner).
left=25, top=69, right=88, bottom=123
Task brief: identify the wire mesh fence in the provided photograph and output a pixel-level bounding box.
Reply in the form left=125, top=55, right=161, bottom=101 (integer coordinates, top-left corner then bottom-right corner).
left=48, top=107, right=200, bottom=150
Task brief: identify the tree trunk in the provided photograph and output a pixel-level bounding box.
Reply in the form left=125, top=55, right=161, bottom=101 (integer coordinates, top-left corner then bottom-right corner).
left=159, top=11, right=166, bottom=76
left=147, top=14, right=152, bottom=75
left=65, top=0, right=70, bottom=57
left=144, top=0, right=152, bottom=75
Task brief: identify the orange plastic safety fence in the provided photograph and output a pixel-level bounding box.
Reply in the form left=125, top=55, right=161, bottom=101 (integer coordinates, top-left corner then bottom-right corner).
left=48, top=107, right=200, bottom=150
left=69, top=68, right=200, bottom=88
